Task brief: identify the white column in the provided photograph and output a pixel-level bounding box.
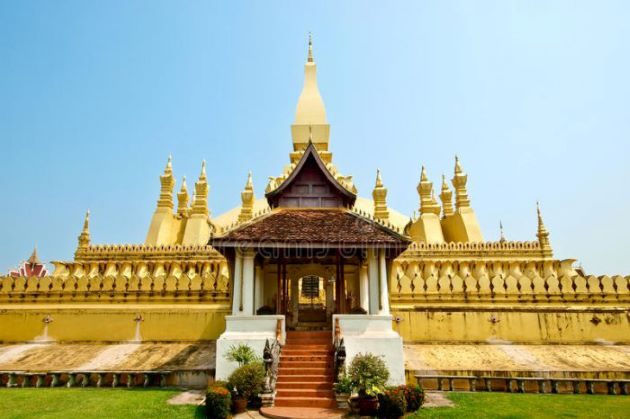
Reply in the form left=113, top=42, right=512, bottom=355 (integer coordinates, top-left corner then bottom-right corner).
left=378, top=249, right=390, bottom=315
left=359, top=263, right=369, bottom=312
left=231, top=251, right=243, bottom=315
left=242, top=251, right=255, bottom=315
left=326, top=276, right=334, bottom=319
left=291, top=277, right=299, bottom=327
left=368, top=249, right=380, bottom=315
left=254, top=265, right=264, bottom=312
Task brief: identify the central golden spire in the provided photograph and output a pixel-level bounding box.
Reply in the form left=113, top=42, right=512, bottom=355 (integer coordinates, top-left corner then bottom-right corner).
left=291, top=34, right=330, bottom=162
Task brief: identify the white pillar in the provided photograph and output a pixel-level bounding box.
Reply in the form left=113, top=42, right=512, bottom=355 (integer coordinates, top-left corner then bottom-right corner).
left=359, top=263, right=369, bottom=312
left=378, top=249, right=390, bottom=315
left=254, top=265, right=264, bottom=312
left=291, top=277, right=299, bottom=327
left=368, top=249, right=379, bottom=315
left=326, top=276, right=334, bottom=319
left=242, top=251, right=255, bottom=315
left=231, top=251, right=243, bottom=315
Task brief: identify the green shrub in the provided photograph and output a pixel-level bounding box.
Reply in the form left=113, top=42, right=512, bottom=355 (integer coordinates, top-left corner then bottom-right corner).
left=227, top=363, right=265, bottom=401
left=377, top=387, right=407, bottom=418
left=348, top=353, right=389, bottom=397
left=400, top=383, right=424, bottom=412
left=334, top=374, right=353, bottom=394
left=225, top=344, right=260, bottom=367
left=205, top=386, right=231, bottom=419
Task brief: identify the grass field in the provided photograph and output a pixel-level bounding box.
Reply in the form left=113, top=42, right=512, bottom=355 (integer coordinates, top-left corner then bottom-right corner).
left=0, top=389, right=628, bottom=418
left=410, top=392, right=630, bottom=419
left=0, top=389, right=202, bottom=419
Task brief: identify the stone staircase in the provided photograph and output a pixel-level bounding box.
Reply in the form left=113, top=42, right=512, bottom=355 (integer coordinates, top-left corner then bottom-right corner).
left=274, top=331, right=336, bottom=408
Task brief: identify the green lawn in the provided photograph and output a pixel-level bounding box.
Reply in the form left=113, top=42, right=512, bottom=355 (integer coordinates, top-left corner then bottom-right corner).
left=410, top=392, right=630, bottom=419
left=1, top=389, right=628, bottom=418
left=0, top=389, right=202, bottom=419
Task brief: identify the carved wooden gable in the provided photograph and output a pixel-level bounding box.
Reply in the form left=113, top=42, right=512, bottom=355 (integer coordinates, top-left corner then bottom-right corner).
left=266, top=144, right=356, bottom=209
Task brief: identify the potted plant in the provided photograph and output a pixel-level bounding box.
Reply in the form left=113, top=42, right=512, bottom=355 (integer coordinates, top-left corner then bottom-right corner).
left=348, top=353, right=389, bottom=416
left=333, top=374, right=352, bottom=409
left=225, top=343, right=260, bottom=367
left=227, top=362, right=265, bottom=413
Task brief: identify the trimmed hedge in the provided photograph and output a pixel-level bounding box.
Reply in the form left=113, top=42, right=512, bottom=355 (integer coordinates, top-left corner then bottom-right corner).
left=205, top=386, right=231, bottom=419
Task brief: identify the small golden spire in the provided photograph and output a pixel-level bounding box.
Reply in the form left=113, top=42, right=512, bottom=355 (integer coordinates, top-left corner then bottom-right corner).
left=78, top=209, right=91, bottom=249
left=191, top=161, right=209, bottom=217
left=451, top=155, right=470, bottom=208
left=177, top=176, right=190, bottom=216
left=307, top=32, right=314, bottom=63
left=239, top=171, right=255, bottom=222
left=372, top=169, right=389, bottom=221
left=417, top=166, right=440, bottom=215
left=439, top=174, right=454, bottom=218
left=375, top=169, right=383, bottom=187
left=157, top=155, right=175, bottom=209
left=536, top=202, right=553, bottom=257
left=499, top=221, right=506, bottom=242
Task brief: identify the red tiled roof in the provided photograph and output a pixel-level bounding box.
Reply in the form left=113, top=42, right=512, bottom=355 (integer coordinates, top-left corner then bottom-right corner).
left=212, top=209, right=408, bottom=247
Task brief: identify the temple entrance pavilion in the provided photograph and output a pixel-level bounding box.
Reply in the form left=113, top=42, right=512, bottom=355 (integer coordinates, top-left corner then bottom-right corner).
left=211, top=142, right=409, bottom=382
left=212, top=224, right=408, bottom=330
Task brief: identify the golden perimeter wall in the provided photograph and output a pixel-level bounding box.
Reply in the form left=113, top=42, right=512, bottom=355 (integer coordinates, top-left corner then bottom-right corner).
left=0, top=242, right=628, bottom=344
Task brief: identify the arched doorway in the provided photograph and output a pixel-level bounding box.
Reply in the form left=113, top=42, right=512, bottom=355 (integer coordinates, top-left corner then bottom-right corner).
left=297, top=275, right=328, bottom=325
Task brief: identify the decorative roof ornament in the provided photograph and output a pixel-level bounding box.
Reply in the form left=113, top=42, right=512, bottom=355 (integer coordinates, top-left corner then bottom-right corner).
left=499, top=221, right=506, bottom=243
left=372, top=169, right=389, bottom=221
left=439, top=174, right=454, bottom=218
left=177, top=176, right=190, bottom=216
left=191, top=160, right=210, bottom=217
left=536, top=202, right=552, bottom=256
left=78, top=209, right=91, bottom=249
left=239, top=171, right=255, bottom=222
left=27, top=245, right=40, bottom=265
left=157, top=155, right=175, bottom=209
left=451, top=155, right=471, bottom=209
left=417, top=166, right=440, bottom=215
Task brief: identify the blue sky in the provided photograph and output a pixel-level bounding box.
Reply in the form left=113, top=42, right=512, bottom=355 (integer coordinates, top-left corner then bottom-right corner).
left=1, top=1, right=629, bottom=275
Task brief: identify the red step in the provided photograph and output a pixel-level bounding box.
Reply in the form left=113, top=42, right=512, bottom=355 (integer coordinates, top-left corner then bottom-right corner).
left=274, top=331, right=336, bottom=409
left=274, top=396, right=337, bottom=408
left=276, top=374, right=334, bottom=383
left=275, top=381, right=332, bottom=390
left=275, top=389, right=334, bottom=398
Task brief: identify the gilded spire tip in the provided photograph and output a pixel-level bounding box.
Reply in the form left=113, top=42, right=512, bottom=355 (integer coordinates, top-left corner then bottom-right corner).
left=420, top=166, right=428, bottom=182
left=307, top=32, right=314, bottom=63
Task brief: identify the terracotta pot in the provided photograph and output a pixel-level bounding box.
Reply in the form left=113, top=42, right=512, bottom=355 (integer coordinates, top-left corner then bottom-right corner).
left=358, top=396, right=379, bottom=416
left=232, top=397, right=247, bottom=414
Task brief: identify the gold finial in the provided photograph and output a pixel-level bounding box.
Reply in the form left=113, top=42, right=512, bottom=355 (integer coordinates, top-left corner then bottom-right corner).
left=200, top=160, right=207, bottom=179
left=78, top=209, right=91, bottom=249
left=536, top=202, right=552, bottom=257
left=372, top=168, right=389, bottom=221
left=167, top=154, right=172, bottom=169
left=308, top=125, right=313, bottom=143
left=307, top=32, right=314, bottom=63
left=499, top=221, right=506, bottom=242
left=83, top=209, right=90, bottom=232
left=421, top=166, right=428, bottom=182
left=375, top=169, right=383, bottom=187
left=239, top=171, right=255, bottom=222
left=439, top=174, right=454, bottom=218
left=451, top=155, right=470, bottom=208
left=177, top=177, right=189, bottom=216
